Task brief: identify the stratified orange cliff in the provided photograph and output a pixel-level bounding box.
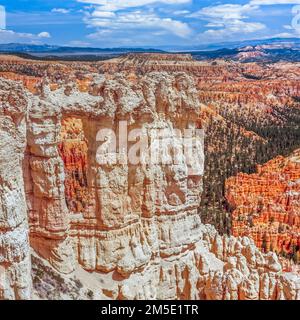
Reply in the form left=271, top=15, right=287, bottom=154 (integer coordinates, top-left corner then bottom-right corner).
left=0, top=54, right=299, bottom=300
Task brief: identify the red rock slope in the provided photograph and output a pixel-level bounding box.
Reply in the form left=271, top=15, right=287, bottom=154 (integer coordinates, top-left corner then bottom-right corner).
left=226, top=150, right=300, bottom=263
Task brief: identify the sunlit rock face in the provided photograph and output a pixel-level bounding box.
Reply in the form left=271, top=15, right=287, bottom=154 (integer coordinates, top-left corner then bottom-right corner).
left=226, top=150, right=300, bottom=265
left=58, top=118, right=89, bottom=214
left=0, top=78, right=31, bottom=300
left=0, top=54, right=299, bottom=300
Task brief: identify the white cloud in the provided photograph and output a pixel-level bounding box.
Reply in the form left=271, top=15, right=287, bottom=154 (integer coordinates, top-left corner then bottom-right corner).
left=272, top=32, right=298, bottom=37
left=191, top=4, right=265, bottom=40
left=203, top=20, right=265, bottom=38
left=91, top=11, right=116, bottom=18
left=38, top=31, right=51, bottom=38
left=77, top=0, right=191, bottom=11
left=173, top=10, right=190, bottom=15
left=0, top=29, right=51, bottom=43
left=86, top=10, right=192, bottom=38
left=51, top=8, right=70, bottom=14
left=250, top=0, right=300, bottom=5
left=78, top=0, right=192, bottom=45
left=190, top=4, right=259, bottom=20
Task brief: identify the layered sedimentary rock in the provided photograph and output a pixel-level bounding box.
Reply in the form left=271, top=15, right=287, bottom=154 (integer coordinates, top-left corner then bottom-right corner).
left=58, top=118, right=89, bottom=213
left=0, top=78, right=31, bottom=299
left=226, top=150, right=300, bottom=265
left=98, top=54, right=300, bottom=235
left=0, top=54, right=299, bottom=300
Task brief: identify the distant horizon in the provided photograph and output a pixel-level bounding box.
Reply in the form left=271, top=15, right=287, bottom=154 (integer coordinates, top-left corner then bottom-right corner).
left=1, top=35, right=300, bottom=52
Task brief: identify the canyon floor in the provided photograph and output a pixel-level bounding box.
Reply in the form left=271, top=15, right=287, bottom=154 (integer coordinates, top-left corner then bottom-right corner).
left=0, top=53, right=299, bottom=300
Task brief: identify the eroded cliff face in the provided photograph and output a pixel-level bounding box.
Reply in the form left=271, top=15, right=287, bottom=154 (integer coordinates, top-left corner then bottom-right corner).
left=226, top=150, right=300, bottom=267
left=0, top=54, right=299, bottom=300
left=58, top=118, right=89, bottom=213
left=0, top=78, right=31, bottom=300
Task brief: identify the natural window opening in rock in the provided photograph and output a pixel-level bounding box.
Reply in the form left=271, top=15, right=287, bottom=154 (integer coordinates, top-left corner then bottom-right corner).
left=58, top=117, right=90, bottom=214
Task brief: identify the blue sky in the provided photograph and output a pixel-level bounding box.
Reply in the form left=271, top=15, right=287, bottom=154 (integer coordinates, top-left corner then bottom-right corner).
left=0, top=0, right=300, bottom=47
